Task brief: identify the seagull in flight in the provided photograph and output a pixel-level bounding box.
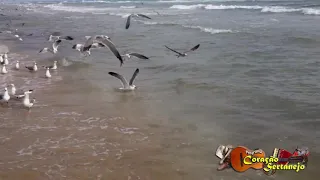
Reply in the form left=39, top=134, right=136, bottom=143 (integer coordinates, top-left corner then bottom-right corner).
left=83, top=35, right=124, bottom=66
left=164, top=44, right=200, bottom=58
left=108, top=68, right=140, bottom=91
left=48, top=32, right=74, bottom=42
left=39, top=40, right=62, bottom=54
left=121, top=52, right=149, bottom=61
left=126, top=14, right=151, bottom=29
left=72, top=42, right=105, bottom=56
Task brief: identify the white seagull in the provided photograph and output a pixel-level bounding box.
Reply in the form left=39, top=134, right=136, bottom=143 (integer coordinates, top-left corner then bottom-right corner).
left=15, top=61, right=20, bottom=70
left=108, top=68, right=140, bottom=91
left=126, top=13, right=152, bottom=29
left=23, top=90, right=35, bottom=109
left=0, top=55, right=3, bottom=64
left=39, top=40, right=62, bottom=54
left=45, top=67, right=51, bottom=78
left=48, top=32, right=74, bottom=42
left=1, top=55, right=9, bottom=65
left=83, top=35, right=124, bottom=66
left=0, top=87, right=10, bottom=104
left=25, top=61, right=38, bottom=72
left=121, top=52, right=149, bottom=61
left=9, top=84, right=16, bottom=95
left=72, top=42, right=105, bottom=56
left=164, top=44, right=200, bottom=58
left=1, top=64, right=7, bottom=74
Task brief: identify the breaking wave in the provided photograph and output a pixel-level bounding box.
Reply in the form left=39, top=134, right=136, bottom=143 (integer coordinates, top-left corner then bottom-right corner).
left=184, top=25, right=233, bottom=34
left=169, top=4, right=320, bottom=15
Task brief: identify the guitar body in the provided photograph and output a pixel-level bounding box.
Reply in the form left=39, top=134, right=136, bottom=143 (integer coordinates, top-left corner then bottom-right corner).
left=277, top=149, right=292, bottom=165
left=230, top=146, right=266, bottom=172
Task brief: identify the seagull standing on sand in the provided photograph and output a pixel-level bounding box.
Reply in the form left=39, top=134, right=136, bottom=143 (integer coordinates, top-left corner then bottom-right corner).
left=1, top=64, right=8, bottom=74
left=0, top=87, right=10, bottom=104
left=164, top=44, right=200, bottom=57
left=15, top=61, right=20, bottom=70
left=126, top=14, right=152, bottom=29
left=25, top=62, right=38, bottom=72
left=48, top=32, right=74, bottom=42
left=45, top=67, right=52, bottom=78
left=121, top=52, right=149, bottom=61
left=39, top=40, right=62, bottom=54
left=9, top=84, right=16, bottom=95
left=22, top=90, right=35, bottom=109
left=0, top=55, right=3, bottom=64
left=108, top=68, right=140, bottom=90
left=43, top=61, right=57, bottom=70
left=1, top=55, right=9, bottom=65
left=83, top=35, right=124, bottom=66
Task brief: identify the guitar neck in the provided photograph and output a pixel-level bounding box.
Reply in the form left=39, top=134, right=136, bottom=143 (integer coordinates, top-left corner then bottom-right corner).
left=278, top=156, right=304, bottom=162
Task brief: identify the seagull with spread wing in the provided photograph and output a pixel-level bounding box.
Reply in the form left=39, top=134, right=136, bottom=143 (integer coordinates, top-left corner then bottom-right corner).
left=164, top=44, right=200, bottom=58
left=72, top=42, right=105, bottom=56
left=126, top=14, right=152, bottom=29
left=39, top=40, right=62, bottom=54
left=48, top=32, right=74, bottom=42
left=108, top=68, right=140, bottom=91
left=83, top=35, right=124, bottom=66
left=121, top=52, right=149, bottom=61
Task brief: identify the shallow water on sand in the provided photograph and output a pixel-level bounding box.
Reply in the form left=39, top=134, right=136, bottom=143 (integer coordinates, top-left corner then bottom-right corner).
left=0, top=1, right=319, bottom=180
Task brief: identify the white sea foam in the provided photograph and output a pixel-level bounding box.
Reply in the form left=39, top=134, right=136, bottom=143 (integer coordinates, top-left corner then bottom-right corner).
left=170, top=4, right=206, bottom=10
left=261, top=6, right=300, bottom=13
left=301, top=8, right=320, bottom=15
left=120, top=6, right=136, bottom=9
left=185, top=25, right=233, bottom=34
left=169, top=4, right=320, bottom=16
left=205, top=4, right=263, bottom=10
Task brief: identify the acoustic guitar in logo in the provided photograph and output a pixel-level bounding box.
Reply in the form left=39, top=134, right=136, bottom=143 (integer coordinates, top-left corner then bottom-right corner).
left=230, top=146, right=266, bottom=172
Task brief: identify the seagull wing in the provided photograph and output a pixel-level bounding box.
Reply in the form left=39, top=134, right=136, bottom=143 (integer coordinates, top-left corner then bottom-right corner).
left=52, top=39, right=62, bottom=50
left=183, top=44, right=200, bottom=53
left=137, top=14, right=152, bottom=19
left=83, top=35, right=96, bottom=51
left=129, top=53, right=149, bottom=59
left=126, top=14, right=132, bottom=29
left=61, top=36, right=74, bottom=40
left=108, top=72, right=129, bottom=88
left=164, top=45, right=183, bottom=56
left=95, top=36, right=124, bottom=66
left=39, top=47, right=48, bottom=53
left=129, top=68, right=140, bottom=86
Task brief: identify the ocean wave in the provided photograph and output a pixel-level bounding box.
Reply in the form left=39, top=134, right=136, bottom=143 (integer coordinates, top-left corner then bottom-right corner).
left=140, top=20, right=234, bottom=35
left=261, top=6, right=300, bottom=13
left=169, top=4, right=320, bottom=16
left=169, top=4, right=206, bottom=10
left=44, top=4, right=113, bottom=13
left=205, top=5, right=263, bottom=10
left=301, top=8, right=320, bottom=15
left=120, top=6, right=136, bottom=9
left=184, top=25, right=233, bottom=34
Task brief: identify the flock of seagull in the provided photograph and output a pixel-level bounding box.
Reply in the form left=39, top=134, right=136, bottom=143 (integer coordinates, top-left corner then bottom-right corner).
left=0, top=11, right=201, bottom=111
